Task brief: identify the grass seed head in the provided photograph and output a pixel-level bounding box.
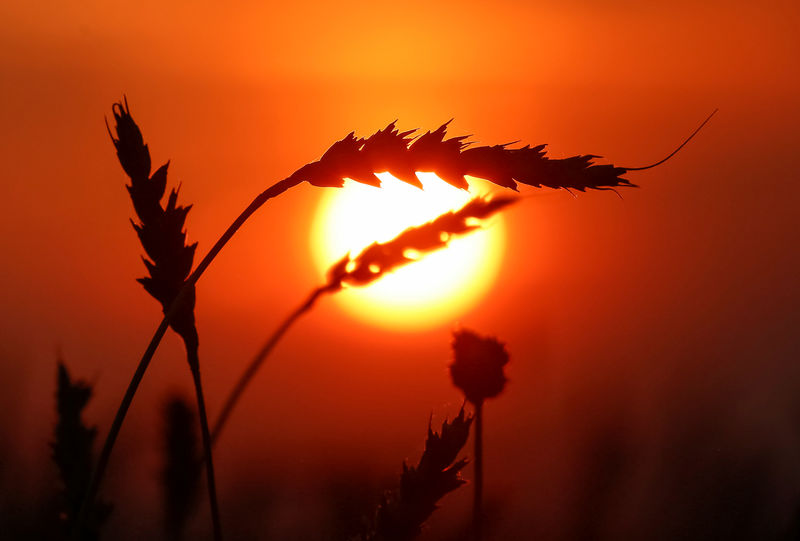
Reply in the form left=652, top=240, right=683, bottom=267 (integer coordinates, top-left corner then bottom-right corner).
left=450, top=329, right=510, bottom=404
left=326, top=194, right=516, bottom=290
left=292, top=121, right=634, bottom=193
left=108, top=99, right=198, bottom=349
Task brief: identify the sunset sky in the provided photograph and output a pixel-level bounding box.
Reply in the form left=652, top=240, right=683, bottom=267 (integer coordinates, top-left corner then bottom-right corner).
left=1, top=1, right=799, bottom=538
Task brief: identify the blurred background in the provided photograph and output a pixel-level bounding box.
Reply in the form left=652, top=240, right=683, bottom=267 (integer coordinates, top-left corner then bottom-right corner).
left=1, top=0, right=798, bottom=538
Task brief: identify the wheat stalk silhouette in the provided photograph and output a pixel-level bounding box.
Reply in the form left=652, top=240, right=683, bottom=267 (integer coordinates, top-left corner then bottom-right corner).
left=74, top=99, right=715, bottom=539
left=80, top=99, right=223, bottom=540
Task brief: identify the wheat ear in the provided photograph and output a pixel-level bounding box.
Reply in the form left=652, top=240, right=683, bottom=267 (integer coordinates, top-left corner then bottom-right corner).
left=76, top=99, right=224, bottom=541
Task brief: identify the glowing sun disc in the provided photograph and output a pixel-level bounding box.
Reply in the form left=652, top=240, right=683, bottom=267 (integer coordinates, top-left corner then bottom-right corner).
left=310, top=172, right=507, bottom=330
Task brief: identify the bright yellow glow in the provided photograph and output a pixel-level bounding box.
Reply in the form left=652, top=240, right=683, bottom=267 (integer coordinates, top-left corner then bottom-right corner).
left=310, top=172, right=507, bottom=330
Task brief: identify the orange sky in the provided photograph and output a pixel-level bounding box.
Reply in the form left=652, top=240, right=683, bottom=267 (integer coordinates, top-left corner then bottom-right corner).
left=1, top=1, right=799, bottom=537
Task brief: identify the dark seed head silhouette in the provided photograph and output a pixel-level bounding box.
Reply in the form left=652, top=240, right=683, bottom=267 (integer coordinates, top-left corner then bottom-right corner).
left=450, top=329, right=510, bottom=405
left=326, top=194, right=517, bottom=290
left=107, top=98, right=198, bottom=352
left=291, top=120, right=635, bottom=193
left=289, top=110, right=715, bottom=197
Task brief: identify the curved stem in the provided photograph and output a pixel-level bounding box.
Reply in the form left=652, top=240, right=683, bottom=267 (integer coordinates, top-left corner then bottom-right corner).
left=473, top=400, right=484, bottom=541
left=72, top=176, right=303, bottom=540
left=188, top=347, right=223, bottom=541
left=211, top=283, right=334, bottom=444
left=184, top=177, right=302, bottom=289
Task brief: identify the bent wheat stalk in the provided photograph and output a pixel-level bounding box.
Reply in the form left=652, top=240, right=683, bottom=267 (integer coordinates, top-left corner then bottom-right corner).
left=210, top=195, right=516, bottom=444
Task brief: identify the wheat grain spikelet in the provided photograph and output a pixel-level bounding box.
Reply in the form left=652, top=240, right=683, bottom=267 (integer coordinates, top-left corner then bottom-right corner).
left=291, top=120, right=634, bottom=193
left=326, top=194, right=517, bottom=289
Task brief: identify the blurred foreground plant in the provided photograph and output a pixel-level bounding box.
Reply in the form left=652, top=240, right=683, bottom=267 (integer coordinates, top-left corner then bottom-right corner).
left=52, top=361, right=110, bottom=541
left=161, top=394, right=201, bottom=541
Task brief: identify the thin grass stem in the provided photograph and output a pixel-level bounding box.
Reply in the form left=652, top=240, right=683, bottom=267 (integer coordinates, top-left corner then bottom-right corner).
left=473, top=400, right=484, bottom=541
left=184, top=177, right=302, bottom=289
left=211, top=283, right=336, bottom=444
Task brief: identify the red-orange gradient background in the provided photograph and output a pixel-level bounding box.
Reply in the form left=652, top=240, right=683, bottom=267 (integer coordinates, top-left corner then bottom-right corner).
left=1, top=1, right=798, bottom=538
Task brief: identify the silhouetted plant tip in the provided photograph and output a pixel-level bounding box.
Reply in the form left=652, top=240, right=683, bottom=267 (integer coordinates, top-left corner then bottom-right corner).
left=107, top=97, right=198, bottom=351
left=210, top=195, right=515, bottom=444
left=162, top=394, right=201, bottom=541
left=362, top=407, right=473, bottom=541
left=52, top=361, right=110, bottom=541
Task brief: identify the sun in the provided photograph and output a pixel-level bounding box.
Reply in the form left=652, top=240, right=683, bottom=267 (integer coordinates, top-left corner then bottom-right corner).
left=310, top=172, right=507, bottom=330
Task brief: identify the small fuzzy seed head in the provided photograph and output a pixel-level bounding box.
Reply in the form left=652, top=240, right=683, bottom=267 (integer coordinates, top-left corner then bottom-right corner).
left=449, top=329, right=510, bottom=404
